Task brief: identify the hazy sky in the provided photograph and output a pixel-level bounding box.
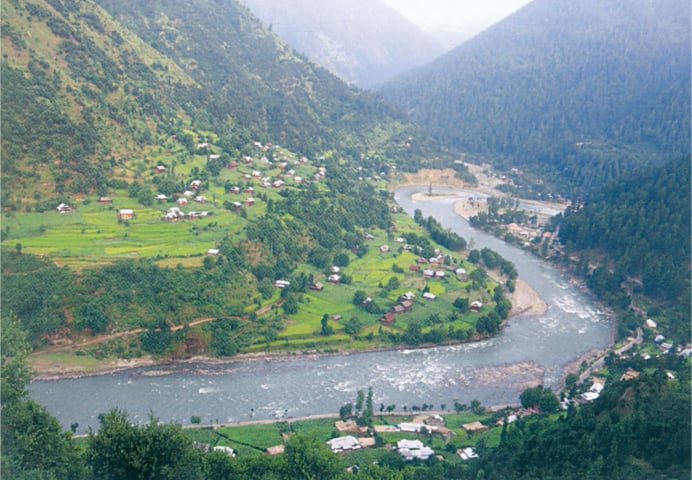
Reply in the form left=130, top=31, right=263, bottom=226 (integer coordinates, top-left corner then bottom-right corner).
left=380, top=0, right=532, bottom=46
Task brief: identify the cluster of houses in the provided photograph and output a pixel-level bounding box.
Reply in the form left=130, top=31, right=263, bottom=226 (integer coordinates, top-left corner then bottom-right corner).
left=326, top=415, right=479, bottom=462
left=379, top=291, right=416, bottom=325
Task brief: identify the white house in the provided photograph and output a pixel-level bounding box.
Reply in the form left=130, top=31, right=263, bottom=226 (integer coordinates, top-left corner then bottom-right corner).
left=458, top=447, right=479, bottom=460
left=326, top=436, right=361, bottom=453
left=397, top=439, right=434, bottom=461
left=212, top=446, right=235, bottom=457
left=422, top=292, right=436, bottom=301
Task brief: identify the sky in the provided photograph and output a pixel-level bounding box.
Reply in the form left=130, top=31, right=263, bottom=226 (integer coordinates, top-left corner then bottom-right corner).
left=380, top=0, right=532, bottom=47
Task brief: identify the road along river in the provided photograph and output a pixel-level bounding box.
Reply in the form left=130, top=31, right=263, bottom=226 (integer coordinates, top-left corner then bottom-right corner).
left=30, top=186, right=612, bottom=434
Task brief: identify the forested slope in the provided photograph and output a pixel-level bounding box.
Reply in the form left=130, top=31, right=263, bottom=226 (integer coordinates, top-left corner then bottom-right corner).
left=558, top=158, right=691, bottom=341
left=380, top=0, right=691, bottom=196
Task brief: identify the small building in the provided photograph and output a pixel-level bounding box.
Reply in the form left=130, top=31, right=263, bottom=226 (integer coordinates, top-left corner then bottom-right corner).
left=98, top=197, right=112, bottom=204
left=422, top=269, right=435, bottom=278
left=274, top=280, right=291, bottom=289
left=423, top=292, right=436, bottom=301
left=458, top=447, right=479, bottom=460
left=462, top=421, right=488, bottom=433
left=399, top=423, right=429, bottom=433
left=310, top=282, right=324, bottom=291
left=176, top=197, right=188, bottom=206
left=56, top=203, right=72, bottom=213
left=380, top=245, right=389, bottom=253
left=194, top=196, right=208, bottom=203
left=243, top=197, right=255, bottom=206
left=470, top=301, right=483, bottom=311
left=326, top=436, right=361, bottom=454
left=328, top=274, right=341, bottom=284
left=397, top=439, right=434, bottom=461
left=212, top=446, right=235, bottom=457
left=379, top=312, right=395, bottom=325
left=645, top=319, right=657, bottom=328
left=266, top=445, right=284, bottom=456
left=154, top=165, right=166, bottom=174
left=207, top=248, right=220, bottom=256
left=155, top=194, right=167, bottom=201
left=229, top=186, right=240, bottom=194
left=118, top=208, right=134, bottom=220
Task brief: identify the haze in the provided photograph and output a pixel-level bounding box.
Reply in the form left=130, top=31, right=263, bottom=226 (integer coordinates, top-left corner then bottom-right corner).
left=380, top=0, right=532, bottom=47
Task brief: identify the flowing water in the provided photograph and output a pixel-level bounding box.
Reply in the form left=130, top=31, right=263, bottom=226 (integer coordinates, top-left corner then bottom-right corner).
left=30, top=186, right=611, bottom=433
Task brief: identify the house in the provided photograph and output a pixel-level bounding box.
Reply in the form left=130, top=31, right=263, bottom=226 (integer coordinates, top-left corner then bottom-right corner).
left=176, top=197, right=188, bottom=206
left=434, top=271, right=446, bottom=278
left=470, top=301, right=483, bottom=311
left=380, top=245, right=389, bottom=253
left=293, top=176, right=303, bottom=184
left=244, top=186, right=254, bottom=194
left=229, top=186, right=240, bottom=194
left=274, top=280, right=291, bottom=289
left=455, top=268, right=467, bottom=277
left=310, top=282, right=324, bottom=291
left=56, top=203, right=72, bottom=213
left=212, top=446, right=235, bottom=457
left=458, top=447, right=479, bottom=460
left=399, top=423, right=430, bottom=433
left=409, top=265, right=420, bottom=272
left=365, top=234, right=375, bottom=240
left=209, top=154, right=221, bottom=160
left=190, top=180, right=202, bottom=190
left=328, top=274, right=341, bottom=284
left=207, top=248, right=220, bottom=256
left=423, top=269, right=435, bottom=278
left=423, top=292, right=437, bottom=301
left=645, top=319, right=657, bottom=328
left=98, top=197, right=112, bottom=204
left=379, top=312, right=395, bottom=325
left=183, top=190, right=195, bottom=198
left=243, top=197, right=255, bottom=206
left=118, top=208, right=134, bottom=220
left=331, top=266, right=340, bottom=273
left=194, top=196, right=207, bottom=203
left=462, top=421, right=488, bottom=433
left=163, top=207, right=185, bottom=221
left=155, top=194, right=167, bottom=201
left=397, top=439, right=434, bottom=461
left=401, top=292, right=416, bottom=301
left=154, top=165, right=166, bottom=174
left=326, top=436, right=361, bottom=454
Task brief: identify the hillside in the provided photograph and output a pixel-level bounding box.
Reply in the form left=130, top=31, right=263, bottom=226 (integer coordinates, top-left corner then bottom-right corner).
left=380, top=0, right=691, bottom=197
left=557, top=157, right=691, bottom=341
left=1, top=0, right=436, bottom=209
left=238, top=0, right=444, bottom=87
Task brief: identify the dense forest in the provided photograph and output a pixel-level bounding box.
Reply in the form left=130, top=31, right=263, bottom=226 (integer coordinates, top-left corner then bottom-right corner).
left=557, top=158, right=691, bottom=342
left=380, top=0, right=691, bottom=196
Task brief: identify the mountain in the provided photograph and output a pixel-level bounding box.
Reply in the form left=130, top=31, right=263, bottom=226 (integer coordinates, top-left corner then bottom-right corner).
left=1, top=0, right=434, bottom=207
left=380, top=0, right=691, bottom=196
left=238, top=0, right=444, bottom=88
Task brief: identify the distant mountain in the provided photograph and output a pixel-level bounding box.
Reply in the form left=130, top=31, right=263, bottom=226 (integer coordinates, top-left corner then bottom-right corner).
left=239, top=0, right=444, bottom=88
left=380, top=0, right=691, bottom=196
left=1, top=0, right=433, bottom=205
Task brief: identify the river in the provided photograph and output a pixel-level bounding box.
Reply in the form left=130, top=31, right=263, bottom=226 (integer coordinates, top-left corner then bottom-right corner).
left=30, top=186, right=612, bottom=433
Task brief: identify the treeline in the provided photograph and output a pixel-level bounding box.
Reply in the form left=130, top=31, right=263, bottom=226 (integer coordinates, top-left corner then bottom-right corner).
left=413, top=209, right=467, bottom=251
left=558, top=158, right=691, bottom=341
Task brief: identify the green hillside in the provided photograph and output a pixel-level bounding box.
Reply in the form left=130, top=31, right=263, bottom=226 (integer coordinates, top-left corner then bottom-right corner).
left=380, top=0, right=691, bottom=197
left=1, top=0, right=437, bottom=211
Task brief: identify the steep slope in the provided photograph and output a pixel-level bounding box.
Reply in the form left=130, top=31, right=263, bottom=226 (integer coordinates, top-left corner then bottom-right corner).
left=96, top=0, right=431, bottom=158
left=1, top=0, right=434, bottom=207
left=239, top=0, right=444, bottom=88
left=380, top=0, right=691, bottom=196
left=1, top=0, right=198, bottom=206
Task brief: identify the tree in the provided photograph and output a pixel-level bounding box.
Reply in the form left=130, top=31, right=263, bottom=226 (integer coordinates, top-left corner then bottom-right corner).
left=320, top=314, right=333, bottom=336
left=342, top=316, right=362, bottom=335
left=352, top=290, right=367, bottom=306
left=1, top=314, right=86, bottom=479
left=284, top=432, right=341, bottom=480
left=87, top=409, right=203, bottom=480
